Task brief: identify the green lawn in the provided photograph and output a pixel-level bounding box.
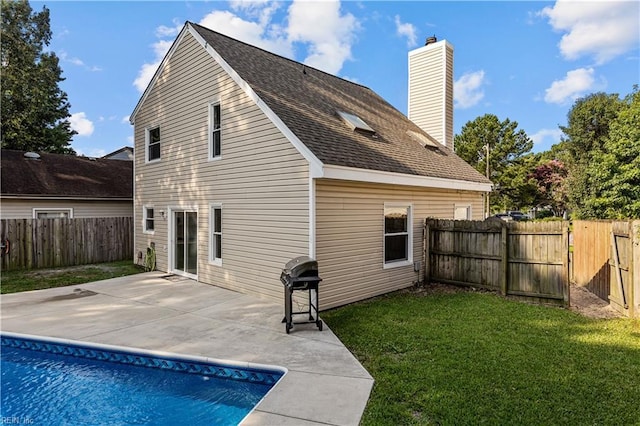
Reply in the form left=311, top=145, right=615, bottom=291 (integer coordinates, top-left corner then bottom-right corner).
left=322, top=288, right=640, bottom=425
left=0, top=260, right=144, bottom=294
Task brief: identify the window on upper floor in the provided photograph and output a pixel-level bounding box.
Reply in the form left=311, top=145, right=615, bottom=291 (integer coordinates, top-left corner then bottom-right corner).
left=209, top=102, right=221, bottom=160
left=383, top=203, right=413, bottom=268
left=146, top=126, right=161, bottom=162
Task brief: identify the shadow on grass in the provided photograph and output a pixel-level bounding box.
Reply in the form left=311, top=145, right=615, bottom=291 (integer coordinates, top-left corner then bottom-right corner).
left=322, top=290, right=640, bottom=425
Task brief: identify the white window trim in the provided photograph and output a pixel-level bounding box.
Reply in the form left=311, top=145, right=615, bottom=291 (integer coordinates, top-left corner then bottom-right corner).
left=454, top=204, right=472, bottom=220
left=143, top=205, right=155, bottom=234
left=383, top=202, right=413, bottom=269
left=32, top=208, right=73, bottom=219
left=209, top=203, right=222, bottom=266
left=145, top=125, right=161, bottom=164
left=208, top=100, right=222, bottom=161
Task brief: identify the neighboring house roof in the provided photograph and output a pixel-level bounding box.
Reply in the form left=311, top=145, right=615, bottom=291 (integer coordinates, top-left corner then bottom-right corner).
left=103, top=146, right=134, bottom=161
left=1, top=150, right=133, bottom=199
left=132, top=22, right=491, bottom=190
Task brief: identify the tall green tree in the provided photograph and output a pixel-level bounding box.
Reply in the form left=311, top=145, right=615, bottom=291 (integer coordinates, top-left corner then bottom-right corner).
left=555, top=92, right=624, bottom=217
left=454, top=114, right=533, bottom=211
left=1, top=0, right=75, bottom=153
left=582, top=87, right=640, bottom=219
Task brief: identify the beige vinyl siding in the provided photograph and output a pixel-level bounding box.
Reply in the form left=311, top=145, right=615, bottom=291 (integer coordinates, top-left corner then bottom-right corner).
left=133, top=31, right=309, bottom=302
left=408, top=41, right=454, bottom=149
left=445, top=46, right=454, bottom=149
left=0, top=199, right=132, bottom=219
left=316, top=179, right=483, bottom=309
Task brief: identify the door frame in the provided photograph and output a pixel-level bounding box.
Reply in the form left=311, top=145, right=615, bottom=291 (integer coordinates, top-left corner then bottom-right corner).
left=168, top=205, right=198, bottom=280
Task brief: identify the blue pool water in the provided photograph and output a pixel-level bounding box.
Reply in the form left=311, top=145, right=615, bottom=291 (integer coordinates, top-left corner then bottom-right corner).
left=1, top=334, right=284, bottom=425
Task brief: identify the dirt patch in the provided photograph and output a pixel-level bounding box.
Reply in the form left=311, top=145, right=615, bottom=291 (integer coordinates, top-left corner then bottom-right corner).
left=24, top=264, right=119, bottom=277
left=405, top=282, right=492, bottom=296
left=406, top=282, right=621, bottom=320
left=569, top=284, right=622, bottom=319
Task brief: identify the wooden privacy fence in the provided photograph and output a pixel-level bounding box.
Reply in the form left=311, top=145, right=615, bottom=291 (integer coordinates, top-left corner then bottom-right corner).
left=424, top=219, right=570, bottom=305
left=572, top=220, right=640, bottom=318
left=0, top=217, right=133, bottom=271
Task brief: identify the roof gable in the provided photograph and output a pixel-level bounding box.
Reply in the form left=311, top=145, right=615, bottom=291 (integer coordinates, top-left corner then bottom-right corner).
left=1, top=150, right=133, bottom=199
left=188, top=23, right=490, bottom=187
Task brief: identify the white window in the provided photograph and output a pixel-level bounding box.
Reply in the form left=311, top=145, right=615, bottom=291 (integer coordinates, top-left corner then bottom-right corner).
left=383, top=203, right=413, bottom=268
left=33, top=208, right=73, bottom=219
left=209, top=102, right=221, bottom=160
left=146, top=126, right=161, bottom=162
left=454, top=205, right=471, bottom=220
left=209, top=204, right=222, bottom=265
left=143, top=206, right=155, bottom=234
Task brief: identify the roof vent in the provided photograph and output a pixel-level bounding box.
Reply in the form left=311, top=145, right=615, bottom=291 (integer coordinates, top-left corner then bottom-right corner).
left=337, top=111, right=375, bottom=134
left=407, top=130, right=439, bottom=148
left=23, top=152, right=41, bottom=160
left=425, top=35, right=437, bottom=46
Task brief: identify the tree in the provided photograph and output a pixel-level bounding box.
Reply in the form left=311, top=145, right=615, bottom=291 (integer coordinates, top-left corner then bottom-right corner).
left=1, top=0, right=75, bottom=154
left=530, top=159, right=568, bottom=217
left=454, top=114, right=533, bottom=212
left=582, top=87, right=640, bottom=218
left=555, top=92, right=624, bottom=217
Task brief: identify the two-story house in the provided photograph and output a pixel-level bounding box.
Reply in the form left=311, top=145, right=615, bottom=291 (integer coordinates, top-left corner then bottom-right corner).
left=130, top=22, right=491, bottom=309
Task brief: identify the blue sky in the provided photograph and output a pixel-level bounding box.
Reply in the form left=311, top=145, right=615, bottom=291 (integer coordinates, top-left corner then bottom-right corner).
left=36, top=1, right=639, bottom=157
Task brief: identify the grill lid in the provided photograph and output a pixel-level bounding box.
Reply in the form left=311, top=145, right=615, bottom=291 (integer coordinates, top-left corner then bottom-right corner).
left=282, top=255, right=318, bottom=278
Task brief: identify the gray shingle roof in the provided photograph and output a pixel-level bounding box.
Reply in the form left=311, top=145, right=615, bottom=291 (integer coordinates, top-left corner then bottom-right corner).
left=191, top=23, right=490, bottom=185
left=1, top=150, right=133, bottom=199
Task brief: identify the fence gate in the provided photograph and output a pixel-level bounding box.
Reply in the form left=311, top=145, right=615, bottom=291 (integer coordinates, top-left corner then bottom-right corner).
left=572, top=220, right=639, bottom=318
left=609, top=222, right=632, bottom=316
left=571, top=221, right=612, bottom=300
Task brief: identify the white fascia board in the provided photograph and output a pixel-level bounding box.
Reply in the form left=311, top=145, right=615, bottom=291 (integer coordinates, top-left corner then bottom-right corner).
left=322, top=164, right=492, bottom=193
left=130, top=25, right=189, bottom=125
left=186, top=24, right=324, bottom=178
left=1, top=195, right=132, bottom=201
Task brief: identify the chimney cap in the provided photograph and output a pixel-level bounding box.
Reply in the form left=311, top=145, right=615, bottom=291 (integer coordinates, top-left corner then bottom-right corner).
left=425, top=35, right=437, bottom=45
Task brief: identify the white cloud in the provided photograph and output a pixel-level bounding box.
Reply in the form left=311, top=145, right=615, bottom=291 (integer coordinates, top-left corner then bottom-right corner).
left=394, top=15, right=417, bottom=48
left=134, top=0, right=360, bottom=91
left=133, top=40, right=174, bottom=93
left=544, top=67, right=602, bottom=104
left=199, top=10, right=291, bottom=57
left=454, top=70, right=486, bottom=109
left=122, top=115, right=131, bottom=124
left=58, top=50, right=101, bottom=72
left=69, top=112, right=94, bottom=137
left=530, top=128, right=563, bottom=146
left=540, top=1, right=640, bottom=64
left=287, top=0, right=359, bottom=74
left=59, top=50, right=84, bottom=66
left=155, top=21, right=181, bottom=38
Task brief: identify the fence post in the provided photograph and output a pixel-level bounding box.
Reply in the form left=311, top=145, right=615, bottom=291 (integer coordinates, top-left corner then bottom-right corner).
left=501, top=224, right=508, bottom=295
left=632, top=220, right=640, bottom=318
left=562, top=222, right=570, bottom=307
left=424, top=219, right=430, bottom=285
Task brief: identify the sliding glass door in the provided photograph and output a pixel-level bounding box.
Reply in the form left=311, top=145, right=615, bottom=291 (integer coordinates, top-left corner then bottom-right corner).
left=172, top=210, right=197, bottom=276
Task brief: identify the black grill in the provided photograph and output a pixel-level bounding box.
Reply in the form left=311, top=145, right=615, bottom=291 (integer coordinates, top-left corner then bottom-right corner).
left=280, top=256, right=323, bottom=334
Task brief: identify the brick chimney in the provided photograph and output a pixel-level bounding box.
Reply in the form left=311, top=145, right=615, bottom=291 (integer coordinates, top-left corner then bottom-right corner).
left=408, top=36, right=454, bottom=150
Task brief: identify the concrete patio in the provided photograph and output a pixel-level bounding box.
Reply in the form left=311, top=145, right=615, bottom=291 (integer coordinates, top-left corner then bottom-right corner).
left=0, top=272, right=373, bottom=425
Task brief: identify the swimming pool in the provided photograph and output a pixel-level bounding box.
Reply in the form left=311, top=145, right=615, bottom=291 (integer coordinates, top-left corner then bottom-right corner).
left=1, top=332, right=286, bottom=425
